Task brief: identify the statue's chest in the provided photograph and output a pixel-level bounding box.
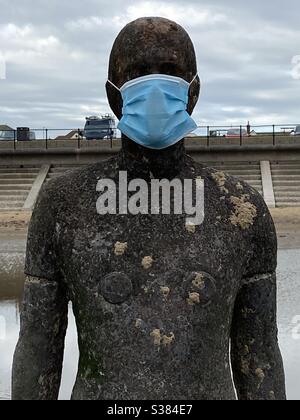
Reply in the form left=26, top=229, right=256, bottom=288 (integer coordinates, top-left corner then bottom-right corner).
left=62, top=214, right=245, bottom=309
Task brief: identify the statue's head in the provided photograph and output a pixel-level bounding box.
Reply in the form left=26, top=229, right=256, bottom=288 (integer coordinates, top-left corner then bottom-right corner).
left=106, top=17, right=200, bottom=138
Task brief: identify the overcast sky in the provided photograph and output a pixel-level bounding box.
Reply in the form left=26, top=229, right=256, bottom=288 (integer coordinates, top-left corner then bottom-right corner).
left=0, top=0, right=300, bottom=131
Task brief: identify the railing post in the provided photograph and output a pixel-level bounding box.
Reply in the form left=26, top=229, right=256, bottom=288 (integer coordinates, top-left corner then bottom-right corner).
left=240, top=125, right=243, bottom=146
left=273, top=125, right=276, bottom=146
left=46, top=129, right=48, bottom=150
left=207, top=126, right=210, bottom=147
left=14, top=129, right=16, bottom=150
left=78, top=129, right=81, bottom=149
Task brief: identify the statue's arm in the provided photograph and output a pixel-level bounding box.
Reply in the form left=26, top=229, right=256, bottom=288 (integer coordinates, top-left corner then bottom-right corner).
left=12, top=275, right=68, bottom=400
left=231, top=272, right=286, bottom=400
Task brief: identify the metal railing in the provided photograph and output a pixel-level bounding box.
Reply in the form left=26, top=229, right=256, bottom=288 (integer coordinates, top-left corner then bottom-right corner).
left=0, top=124, right=299, bottom=151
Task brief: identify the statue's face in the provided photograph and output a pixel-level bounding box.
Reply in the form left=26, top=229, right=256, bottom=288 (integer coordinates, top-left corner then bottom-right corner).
left=115, top=47, right=190, bottom=85
left=106, top=18, right=200, bottom=120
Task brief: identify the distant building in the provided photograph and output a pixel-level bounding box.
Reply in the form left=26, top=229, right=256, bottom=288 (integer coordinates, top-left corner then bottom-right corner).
left=0, top=124, right=14, bottom=131
left=55, top=130, right=82, bottom=141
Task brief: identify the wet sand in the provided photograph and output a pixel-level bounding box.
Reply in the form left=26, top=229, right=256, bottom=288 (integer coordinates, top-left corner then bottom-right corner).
left=0, top=211, right=31, bottom=232
left=271, top=208, right=300, bottom=249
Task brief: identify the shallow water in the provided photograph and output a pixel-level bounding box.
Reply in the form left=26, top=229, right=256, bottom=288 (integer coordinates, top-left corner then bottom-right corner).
left=0, top=249, right=299, bottom=400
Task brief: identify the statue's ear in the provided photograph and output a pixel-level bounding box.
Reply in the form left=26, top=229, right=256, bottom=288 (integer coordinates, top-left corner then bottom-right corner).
left=188, top=75, right=201, bottom=115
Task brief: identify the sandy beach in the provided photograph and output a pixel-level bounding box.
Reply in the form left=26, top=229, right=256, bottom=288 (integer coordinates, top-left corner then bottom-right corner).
left=0, top=211, right=31, bottom=234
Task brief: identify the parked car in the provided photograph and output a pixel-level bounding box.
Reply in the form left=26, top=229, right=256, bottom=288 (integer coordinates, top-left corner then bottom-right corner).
left=225, top=128, right=248, bottom=138
left=84, top=115, right=115, bottom=140
left=0, top=129, right=15, bottom=141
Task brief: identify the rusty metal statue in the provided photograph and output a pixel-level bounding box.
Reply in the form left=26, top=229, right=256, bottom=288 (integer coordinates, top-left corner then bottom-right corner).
left=12, top=17, right=286, bottom=400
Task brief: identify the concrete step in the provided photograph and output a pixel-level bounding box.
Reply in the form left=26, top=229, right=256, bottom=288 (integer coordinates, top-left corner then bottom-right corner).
left=275, top=181, right=300, bottom=185
left=0, top=167, right=40, bottom=173
left=276, top=202, right=300, bottom=207
left=273, top=179, right=300, bottom=183
left=271, top=163, right=300, bottom=167
left=272, top=172, right=300, bottom=177
left=0, top=173, right=38, bottom=179
left=273, top=184, right=300, bottom=189
left=272, top=162, right=300, bottom=166
left=0, top=190, right=28, bottom=195
left=272, top=176, right=300, bottom=180
left=273, top=185, right=300, bottom=189
left=273, top=178, right=300, bottom=187
left=271, top=165, right=300, bottom=172
left=271, top=167, right=300, bottom=171
left=0, top=185, right=32, bottom=191
left=275, top=196, right=300, bottom=202
left=274, top=184, right=300, bottom=189
left=0, top=201, right=24, bottom=209
left=0, top=195, right=28, bottom=201
left=275, top=188, right=300, bottom=193
left=0, top=179, right=34, bottom=185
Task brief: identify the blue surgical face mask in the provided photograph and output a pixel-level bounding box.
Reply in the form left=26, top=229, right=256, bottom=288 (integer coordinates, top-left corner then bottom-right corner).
left=107, top=74, right=198, bottom=150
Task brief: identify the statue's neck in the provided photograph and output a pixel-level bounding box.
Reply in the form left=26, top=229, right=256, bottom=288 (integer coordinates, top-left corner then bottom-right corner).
left=118, top=136, right=187, bottom=180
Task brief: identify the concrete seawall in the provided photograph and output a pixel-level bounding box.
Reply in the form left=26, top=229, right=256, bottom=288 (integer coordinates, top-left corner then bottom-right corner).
left=0, top=141, right=300, bottom=210
left=0, top=142, right=300, bottom=166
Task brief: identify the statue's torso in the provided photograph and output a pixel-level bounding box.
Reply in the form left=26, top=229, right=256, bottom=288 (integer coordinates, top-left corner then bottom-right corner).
left=29, top=157, right=264, bottom=400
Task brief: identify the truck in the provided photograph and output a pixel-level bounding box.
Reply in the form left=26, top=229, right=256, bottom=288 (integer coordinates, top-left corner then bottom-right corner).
left=84, top=115, right=116, bottom=140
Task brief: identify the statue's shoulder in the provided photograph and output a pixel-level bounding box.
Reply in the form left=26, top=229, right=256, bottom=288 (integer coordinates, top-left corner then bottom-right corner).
left=38, top=158, right=118, bottom=206
left=196, top=163, right=264, bottom=204
left=195, top=163, right=277, bottom=273
left=195, top=162, right=275, bottom=234
left=30, top=158, right=119, bottom=226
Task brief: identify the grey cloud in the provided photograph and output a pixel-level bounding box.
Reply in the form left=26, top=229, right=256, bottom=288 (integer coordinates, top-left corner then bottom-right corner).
left=0, top=0, right=299, bottom=129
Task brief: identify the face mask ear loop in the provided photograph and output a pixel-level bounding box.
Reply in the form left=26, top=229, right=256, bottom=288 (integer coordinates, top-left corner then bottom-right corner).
left=189, top=73, right=199, bottom=87
left=107, top=79, right=121, bottom=92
